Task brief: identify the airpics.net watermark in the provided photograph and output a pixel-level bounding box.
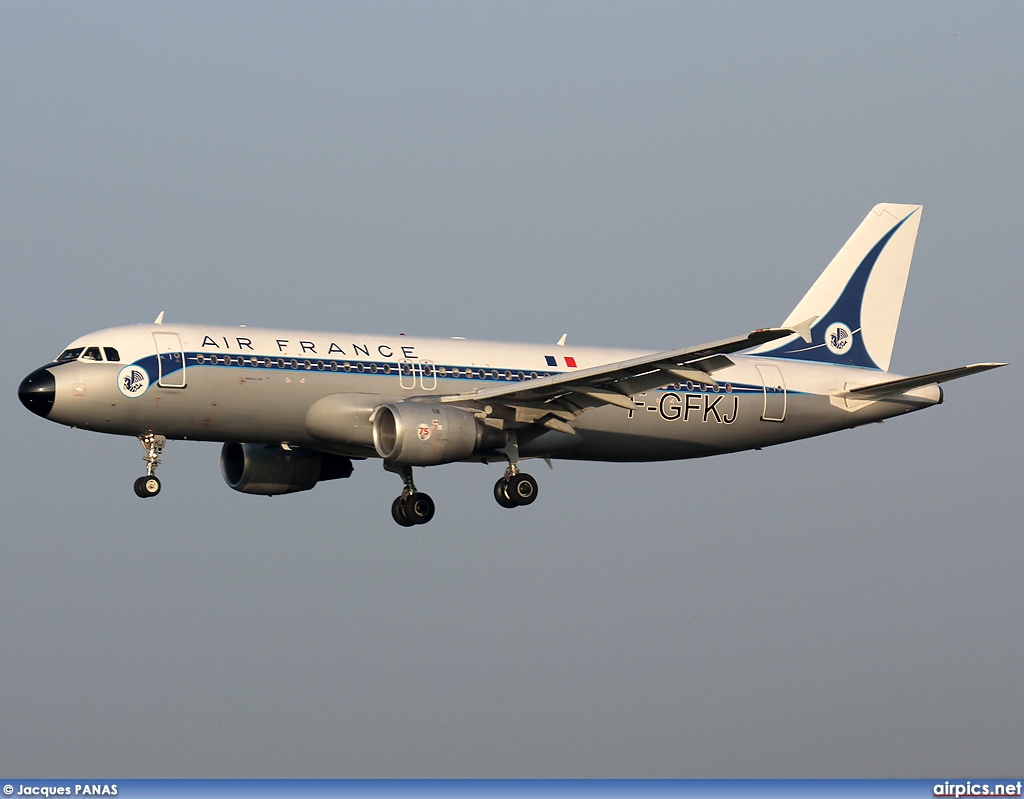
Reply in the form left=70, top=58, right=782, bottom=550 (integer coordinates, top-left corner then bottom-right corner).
left=934, top=782, right=1023, bottom=797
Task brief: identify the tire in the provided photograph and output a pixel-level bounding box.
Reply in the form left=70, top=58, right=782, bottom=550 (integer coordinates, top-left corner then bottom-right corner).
left=507, top=473, right=538, bottom=506
left=493, top=477, right=517, bottom=509
left=403, top=492, right=435, bottom=525
left=392, top=496, right=415, bottom=527
left=134, top=475, right=161, bottom=498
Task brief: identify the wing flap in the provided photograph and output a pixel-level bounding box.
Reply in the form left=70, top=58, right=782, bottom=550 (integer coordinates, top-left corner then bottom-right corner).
left=562, top=386, right=639, bottom=410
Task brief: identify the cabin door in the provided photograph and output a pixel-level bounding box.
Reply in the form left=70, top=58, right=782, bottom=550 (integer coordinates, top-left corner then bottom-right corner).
left=756, top=364, right=786, bottom=422
left=153, top=332, right=187, bottom=388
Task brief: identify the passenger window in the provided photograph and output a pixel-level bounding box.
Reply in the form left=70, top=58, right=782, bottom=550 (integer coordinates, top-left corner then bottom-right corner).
left=81, top=347, right=102, bottom=361
left=57, top=348, right=84, bottom=362
left=104, top=347, right=120, bottom=362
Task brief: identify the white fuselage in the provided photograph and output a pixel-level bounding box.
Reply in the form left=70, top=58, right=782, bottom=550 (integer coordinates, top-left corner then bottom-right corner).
left=30, top=322, right=940, bottom=463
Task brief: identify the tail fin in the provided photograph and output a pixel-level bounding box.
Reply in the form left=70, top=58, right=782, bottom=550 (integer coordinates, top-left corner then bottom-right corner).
left=754, top=203, right=923, bottom=371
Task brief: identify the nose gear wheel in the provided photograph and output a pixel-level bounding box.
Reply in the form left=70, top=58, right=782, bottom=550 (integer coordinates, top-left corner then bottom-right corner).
left=134, top=475, right=162, bottom=497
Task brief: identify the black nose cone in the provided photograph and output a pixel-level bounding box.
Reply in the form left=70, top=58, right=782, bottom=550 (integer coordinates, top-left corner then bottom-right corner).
left=19, top=367, right=56, bottom=418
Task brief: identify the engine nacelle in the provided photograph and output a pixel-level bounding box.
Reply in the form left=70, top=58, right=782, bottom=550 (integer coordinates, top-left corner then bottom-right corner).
left=305, top=392, right=382, bottom=448
left=221, top=443, right=354, bottom=495
left=372, top=401, right=506, bottom=465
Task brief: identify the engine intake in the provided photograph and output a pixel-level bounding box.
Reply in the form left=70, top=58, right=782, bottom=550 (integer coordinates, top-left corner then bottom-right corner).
left=372, top=402, right=506, bottom=465
left=221, top=443, right=353, bottom=495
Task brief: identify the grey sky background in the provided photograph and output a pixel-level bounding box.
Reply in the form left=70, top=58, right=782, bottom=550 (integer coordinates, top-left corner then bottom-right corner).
left=1, top=1, right=1021, bottom=778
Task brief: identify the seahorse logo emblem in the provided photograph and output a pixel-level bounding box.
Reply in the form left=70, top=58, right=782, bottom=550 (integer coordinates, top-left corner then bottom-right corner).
left=825, top=322, right=853, bottom=356
left=117, top=365, right=150, bottom=397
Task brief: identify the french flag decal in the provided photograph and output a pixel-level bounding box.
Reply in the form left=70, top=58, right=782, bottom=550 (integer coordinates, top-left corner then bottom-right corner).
left=544, top=355, right=577, bottom=367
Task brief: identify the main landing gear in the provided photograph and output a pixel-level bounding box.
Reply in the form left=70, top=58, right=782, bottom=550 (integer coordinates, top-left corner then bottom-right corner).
left=385, top=462, right=435, bottom=527
left=492, top=430, right=538, bottom=509
left=493, top=466, right=538, bottom=509
left=383, top=430, right=540, bottom=525
left=133, top=431, right=165, bottom=498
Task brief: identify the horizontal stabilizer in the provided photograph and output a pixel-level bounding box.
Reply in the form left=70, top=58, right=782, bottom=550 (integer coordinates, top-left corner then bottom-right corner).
left=839, top=363, right=1006, bottom=399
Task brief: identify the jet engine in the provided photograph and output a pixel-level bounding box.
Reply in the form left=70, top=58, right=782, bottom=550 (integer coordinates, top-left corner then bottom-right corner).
left=372, top=401, right=506, bottom=465
left=220, top=443, right=354, bottom=495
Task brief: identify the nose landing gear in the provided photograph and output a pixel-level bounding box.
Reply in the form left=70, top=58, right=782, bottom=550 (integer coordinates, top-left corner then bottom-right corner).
left=133, top=432, right=165, bottom=498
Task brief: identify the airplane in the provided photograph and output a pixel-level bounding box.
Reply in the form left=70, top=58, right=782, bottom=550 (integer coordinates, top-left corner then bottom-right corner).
left=18, top=203, right=1005, bottom=526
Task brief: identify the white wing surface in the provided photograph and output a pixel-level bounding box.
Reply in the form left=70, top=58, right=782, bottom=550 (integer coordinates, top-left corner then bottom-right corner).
left=438, top=327, right=796, bottom=433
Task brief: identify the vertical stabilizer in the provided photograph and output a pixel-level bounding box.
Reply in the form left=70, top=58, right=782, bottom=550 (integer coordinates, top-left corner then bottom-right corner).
left=754, top=203, right=922, bottom=371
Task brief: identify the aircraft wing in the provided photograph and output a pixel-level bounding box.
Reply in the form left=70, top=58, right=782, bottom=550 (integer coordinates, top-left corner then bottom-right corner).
left=837, top=362, right=1007, bottom=399
left=439, top=327, right=797, bottom=432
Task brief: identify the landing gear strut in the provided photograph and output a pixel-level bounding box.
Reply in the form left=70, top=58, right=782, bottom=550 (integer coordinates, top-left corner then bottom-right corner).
left=493, top=430, right=538, bottom=508
left=384, top=462, right=435, bottom=526
left=134, top=431, right=165, bottom=498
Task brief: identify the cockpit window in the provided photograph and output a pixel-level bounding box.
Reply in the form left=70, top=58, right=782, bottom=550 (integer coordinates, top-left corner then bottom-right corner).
left=55, top=346, right=115, bottom=363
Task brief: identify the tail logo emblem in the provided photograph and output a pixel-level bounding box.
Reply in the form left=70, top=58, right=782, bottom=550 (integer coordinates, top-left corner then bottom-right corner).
left=117, top=365, right=150, bottom=397
left=825, top=322, right=853, bottom=356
